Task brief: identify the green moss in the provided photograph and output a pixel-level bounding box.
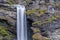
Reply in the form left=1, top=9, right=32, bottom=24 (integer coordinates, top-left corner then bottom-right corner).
left=32, top=15, right=60, bottom=26
left=0, top=26, right=8, bottom=35
left=26, top=9, right=40, bottom=15
left=8, top=0, right=13, bottom=4
left=43, top=37, right=50, bottom=40
left=0, top=26, right=14, bottom=40
left=26, top=9, right=47, bottom=18
left=8, top=0, right=17, bottom=4
left=26, top=9, right=37, bottom=15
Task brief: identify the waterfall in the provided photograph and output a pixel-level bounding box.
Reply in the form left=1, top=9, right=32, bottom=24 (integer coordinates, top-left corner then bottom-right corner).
left=16, top=5, right=27, bottom=40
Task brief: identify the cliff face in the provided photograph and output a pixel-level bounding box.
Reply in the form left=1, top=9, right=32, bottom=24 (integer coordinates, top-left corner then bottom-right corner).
left=0, top=0, right=60, bottom=40
left=26, top=0, right=60, bottom=40
left=0, top=2, right=17, bottom=40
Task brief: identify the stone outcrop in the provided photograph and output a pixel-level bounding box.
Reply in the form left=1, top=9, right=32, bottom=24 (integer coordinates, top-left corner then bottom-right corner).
left=0, top=0, right=60, bottom=40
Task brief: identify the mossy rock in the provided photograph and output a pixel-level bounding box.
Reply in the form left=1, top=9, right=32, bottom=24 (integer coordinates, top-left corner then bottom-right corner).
left=0, top=26, right=15, bottom=40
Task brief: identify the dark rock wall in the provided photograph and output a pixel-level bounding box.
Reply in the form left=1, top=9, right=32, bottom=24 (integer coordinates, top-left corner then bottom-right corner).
left=0, top=0, right=60, bottom=40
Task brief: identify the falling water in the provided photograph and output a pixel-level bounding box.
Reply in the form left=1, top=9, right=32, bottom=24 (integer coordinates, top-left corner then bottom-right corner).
left=16, top=5, right=27, bottom=40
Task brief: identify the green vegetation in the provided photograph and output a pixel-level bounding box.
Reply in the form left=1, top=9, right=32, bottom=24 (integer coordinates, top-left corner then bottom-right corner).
left=32, top=15, right=60, bottom=26
left=8, top=0, right=18, bottom=4
left=26, top=9, right=46, bottom=17
left=0, top=26, right=14, bottom=40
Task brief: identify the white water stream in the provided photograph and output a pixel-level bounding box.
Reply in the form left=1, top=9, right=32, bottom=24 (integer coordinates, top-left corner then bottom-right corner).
left=16, top=5, right=27, bottom=40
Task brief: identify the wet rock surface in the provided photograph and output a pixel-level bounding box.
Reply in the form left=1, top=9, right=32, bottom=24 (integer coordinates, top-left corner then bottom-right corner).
left=0, top=3, right=17, bottom=40
left=0, top=0, right=60, bottom=40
